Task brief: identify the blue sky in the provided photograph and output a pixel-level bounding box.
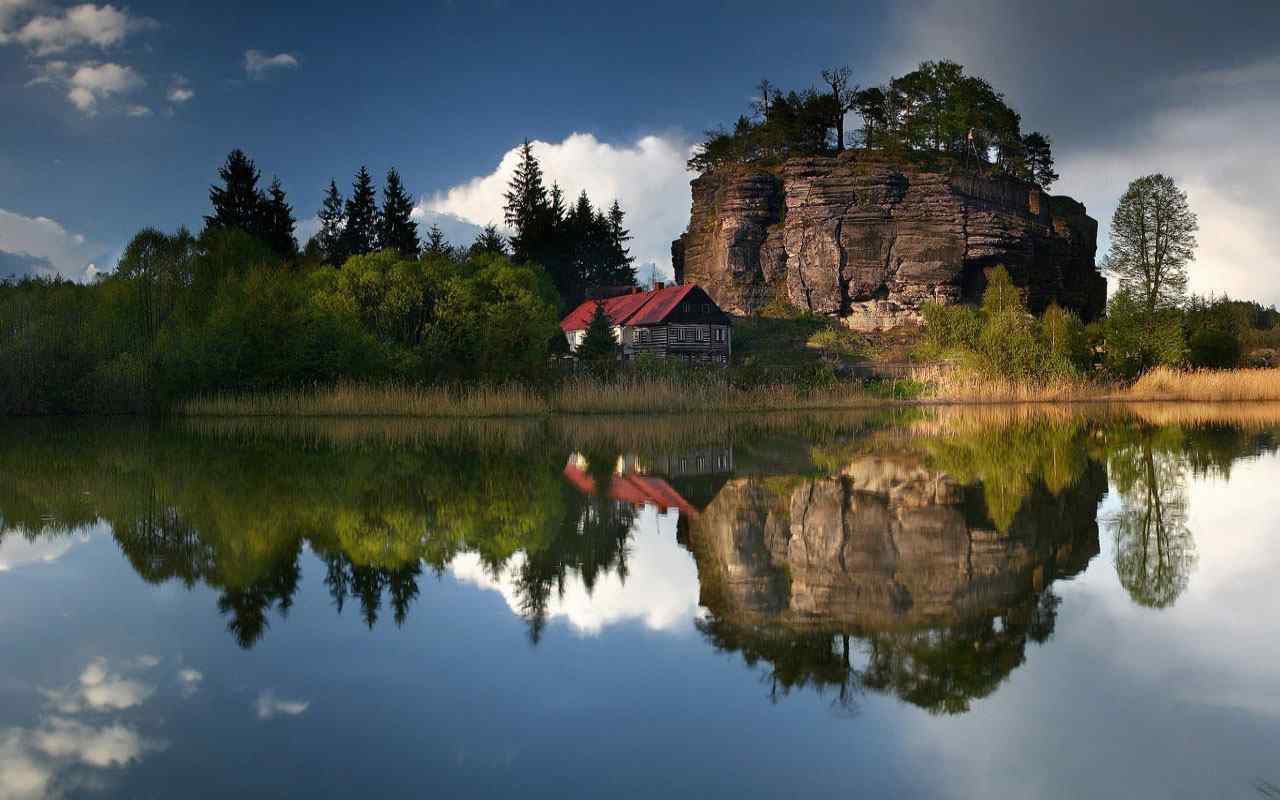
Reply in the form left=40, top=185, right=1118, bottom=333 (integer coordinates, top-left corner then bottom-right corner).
left=4, top=0, right=1280, bottom=301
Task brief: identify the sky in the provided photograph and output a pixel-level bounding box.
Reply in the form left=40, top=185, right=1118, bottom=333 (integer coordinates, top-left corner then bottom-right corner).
left=2, top=0, right=1279, bottom=302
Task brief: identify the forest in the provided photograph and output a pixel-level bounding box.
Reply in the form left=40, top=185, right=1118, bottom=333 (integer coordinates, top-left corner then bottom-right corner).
left=0, top=144, right=638, bottom=414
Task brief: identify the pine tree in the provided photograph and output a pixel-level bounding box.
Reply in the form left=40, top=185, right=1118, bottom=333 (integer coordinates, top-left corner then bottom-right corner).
left=605, top=199, right=636, bottom=286
left=576, top=300, right=619, bottom=366
left=471, top=224, right=507, bottom=256
left=503, top=139, right=550, bottom=264
left=1022, top=132, right=1059, bottom=189
left=264, top=176, right=297, bottom=257
left=424, top=224, right=451, bottom=258
left=342, top=166, right=380, bottom=258
left=317, top=179, right=346, bottom=265
left=205, top=149, right=267, bottom=239
left=378, top=167, right=420, bottom=257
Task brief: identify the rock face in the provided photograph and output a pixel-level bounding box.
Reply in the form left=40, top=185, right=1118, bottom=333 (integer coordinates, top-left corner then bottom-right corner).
left=672, top=153, right=1106, bottom=329
left=684, top=453, right=1105, bottom=631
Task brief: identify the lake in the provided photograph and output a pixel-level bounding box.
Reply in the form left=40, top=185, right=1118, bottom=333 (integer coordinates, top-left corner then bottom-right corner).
left=2, top=407, right=1278, bottom=799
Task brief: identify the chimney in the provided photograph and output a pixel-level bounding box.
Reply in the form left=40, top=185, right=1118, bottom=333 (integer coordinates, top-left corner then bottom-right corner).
left=655, top=281, right=666, bottom=290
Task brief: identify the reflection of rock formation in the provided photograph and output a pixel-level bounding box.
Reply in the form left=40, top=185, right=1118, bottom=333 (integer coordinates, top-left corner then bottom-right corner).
left=685, top=452, right=1107, bottom=713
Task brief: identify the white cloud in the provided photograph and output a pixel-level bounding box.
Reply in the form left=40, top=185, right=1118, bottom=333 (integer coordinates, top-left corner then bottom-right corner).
left=0, top=207, right=104, bottom=281
left=244, top=49, right=298, bottom=78
left=11, top=3, right=153, bottom=56
left=165, top=75, right=192, bottom=104
left=450, top=505, right=700, bottom=635
left=41, top=658, right=153, bottom=714
left=0, top=0, right=32, bottom=44
left=44, top=60, right=144, bottom=114
left=419, top=132, right=695, bottom=279
left=254, top=690, right=309, bottom=720
left=177, top=668, right=202, bottom=698
left=124, top=103, right=150, bottom=117
left=0, top=532, right=84, bottom=570
left=1056, top=96, right=1280, bottom=303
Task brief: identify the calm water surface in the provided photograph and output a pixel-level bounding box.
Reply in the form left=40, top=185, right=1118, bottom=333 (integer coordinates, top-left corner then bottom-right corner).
left=2, top=409, right=1278, bottom=799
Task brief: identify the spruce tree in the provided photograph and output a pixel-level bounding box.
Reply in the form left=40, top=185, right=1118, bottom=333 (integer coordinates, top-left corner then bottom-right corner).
left=471, top=224, right=507, bottom=256
left=317, top=180, right=346, bottom=265
left=605, top=199, right=636, bottom=286
left=205, top=149, right=267, bottom=239
left=378, top=168, right=420, bottom=257
left=342, top=166, right=380, bottom=258
left=503, top=139, right=550, bottom=264
left=264, top=176, right=298, bottom=257
left=424, top=224, right=450, bottom=258
left=576, top=301, right=619, bottom=366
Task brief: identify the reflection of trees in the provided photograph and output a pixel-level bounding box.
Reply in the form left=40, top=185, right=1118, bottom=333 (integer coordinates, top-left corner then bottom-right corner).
left=699, top=588, right=1061, bottom=716
left=1107, top=433, right=1198, bottom=609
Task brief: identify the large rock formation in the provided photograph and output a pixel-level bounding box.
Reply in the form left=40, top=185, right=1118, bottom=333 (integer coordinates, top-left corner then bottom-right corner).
left=672, top=153, right=1107, bottom=329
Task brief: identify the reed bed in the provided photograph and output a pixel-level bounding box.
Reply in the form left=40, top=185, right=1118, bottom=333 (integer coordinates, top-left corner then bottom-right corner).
left=180, top=376, right=890, bottom=418
left=177, top=367, right=1280, bottom=420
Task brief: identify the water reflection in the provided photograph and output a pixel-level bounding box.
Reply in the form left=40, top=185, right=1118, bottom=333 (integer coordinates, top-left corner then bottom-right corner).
left=1, top=410, right=1277, bottom=710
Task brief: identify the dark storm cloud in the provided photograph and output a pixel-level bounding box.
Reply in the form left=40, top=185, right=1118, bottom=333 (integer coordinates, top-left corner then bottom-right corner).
left=882, top=0, right=1280, bottom=155
left=881, top=0, right=1280, bottom=303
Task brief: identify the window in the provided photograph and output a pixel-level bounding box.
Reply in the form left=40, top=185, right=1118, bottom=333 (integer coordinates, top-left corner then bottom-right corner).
left=699, top=326, right=708, bottom=341
left=638, top=328, right=649, bottom=343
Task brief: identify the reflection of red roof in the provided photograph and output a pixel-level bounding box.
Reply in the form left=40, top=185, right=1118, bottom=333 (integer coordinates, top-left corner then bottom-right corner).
left=560, top=284, right=698, bottom=332
left=563, top=462, right=698, bottom=517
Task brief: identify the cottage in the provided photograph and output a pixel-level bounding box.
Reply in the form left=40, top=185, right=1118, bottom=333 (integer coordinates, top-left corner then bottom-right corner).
left=560, top=283, right=733, bottom=364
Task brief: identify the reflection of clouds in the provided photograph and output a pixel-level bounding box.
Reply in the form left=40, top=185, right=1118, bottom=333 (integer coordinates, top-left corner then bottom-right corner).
left=177, top=669, right=203, bottom=699
left=41, top=658, right=152, bottom=714
left=450, top=506, right=699, bottom=635
left=894, top=453, right=1280, bottom=799
left=0, top=531, right=90, bottom=572
left=0, top=657, right=166, bottom=800
left=254, top=691, right=309, bottom=720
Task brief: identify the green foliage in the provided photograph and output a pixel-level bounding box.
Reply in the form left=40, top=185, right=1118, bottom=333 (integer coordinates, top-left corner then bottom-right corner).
left=1183, top=294, right=1242, bottom=369
left=1104, top=174, right=1198, bottom=314
left=575, top=301, right=620, bottom=370
left=1101, top=288, right=1186, bottom=379
left=919, top=266, right=1089, bottom=383
left=690, top=60, right=1039, bottom=181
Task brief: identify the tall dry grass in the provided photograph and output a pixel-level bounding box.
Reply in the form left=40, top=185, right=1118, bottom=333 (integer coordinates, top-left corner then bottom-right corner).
left=1125, top=366, right=1280, bottom=402
left=179, top=376, right=889, bottom=418
left=177, top=367, right=1280, bottom=419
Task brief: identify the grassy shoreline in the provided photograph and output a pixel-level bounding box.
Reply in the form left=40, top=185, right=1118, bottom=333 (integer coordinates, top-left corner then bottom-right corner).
left=175, top=367, right=1280, bottom=418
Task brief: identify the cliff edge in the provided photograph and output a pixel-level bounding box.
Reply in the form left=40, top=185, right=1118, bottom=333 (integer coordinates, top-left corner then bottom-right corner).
left=672, top=152, right=1106, bottom=330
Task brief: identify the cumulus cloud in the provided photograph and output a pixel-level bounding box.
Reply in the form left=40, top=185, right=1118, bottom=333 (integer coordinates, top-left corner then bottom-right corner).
left=244, top=49, right=298, bottom=78
left=254, top=690, right=309, bottom=720
left=0, top=0, right=32, bottom=44
left=418, top=132, right=694, bottom=279
left=41, top=60, right=144, bottom=114
left=165, top=75, right=192, bottom=104
left=406, top=208, right=482, bottom=252
left=0, top=207, right=105, bottom=281
left=41, top=658, right=153, bottom=714
left=9, top=3, right=153, bottom=56
left=451, top=505, right=700, bottom=635
left=881, top=0, right=1280, bottom=303
left=0, top=529, right=89, bottom=569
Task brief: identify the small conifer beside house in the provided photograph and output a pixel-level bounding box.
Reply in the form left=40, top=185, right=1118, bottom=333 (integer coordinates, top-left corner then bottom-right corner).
left=559, top=283, right=732, bottom=364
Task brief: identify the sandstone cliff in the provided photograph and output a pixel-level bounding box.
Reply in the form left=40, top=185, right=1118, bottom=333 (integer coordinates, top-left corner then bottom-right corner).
left=684, top=453, right=1105, bottom=632
left=672, top=152, right=1107, bottom=329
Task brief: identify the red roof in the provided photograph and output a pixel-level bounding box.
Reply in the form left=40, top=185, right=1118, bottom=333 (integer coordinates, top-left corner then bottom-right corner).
left=560, top=284, right=699, bottom=332
left=562, top=462, right=699, bottom=517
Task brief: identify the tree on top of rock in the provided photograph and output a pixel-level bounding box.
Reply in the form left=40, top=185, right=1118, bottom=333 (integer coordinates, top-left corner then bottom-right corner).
left=1022, top=132, right=1059, bottom=190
